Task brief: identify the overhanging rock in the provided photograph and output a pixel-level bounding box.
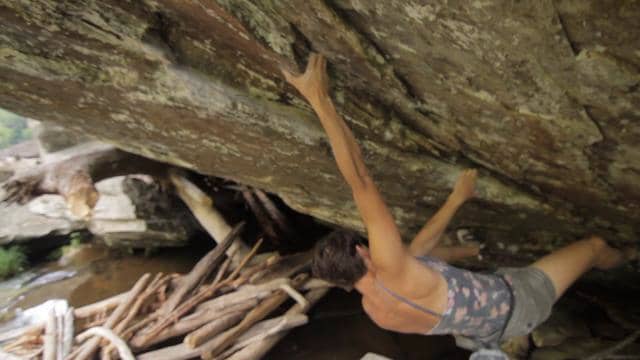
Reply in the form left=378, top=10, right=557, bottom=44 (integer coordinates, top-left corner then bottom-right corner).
left=0, top=1, right=638, bottom=268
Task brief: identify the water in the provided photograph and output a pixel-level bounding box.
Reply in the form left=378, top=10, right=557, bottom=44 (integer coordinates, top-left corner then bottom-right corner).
left=0, top=243, right=196, bottom=335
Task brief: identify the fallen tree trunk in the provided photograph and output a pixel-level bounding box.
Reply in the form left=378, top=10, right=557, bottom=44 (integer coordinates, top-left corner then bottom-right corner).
left=2, top=142, right=169, bottom=217
left=169, top=171, right=250, bottom=261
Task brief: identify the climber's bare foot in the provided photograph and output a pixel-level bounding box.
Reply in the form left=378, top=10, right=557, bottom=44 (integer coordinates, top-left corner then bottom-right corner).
left=591, top=237, right=632, bottom=270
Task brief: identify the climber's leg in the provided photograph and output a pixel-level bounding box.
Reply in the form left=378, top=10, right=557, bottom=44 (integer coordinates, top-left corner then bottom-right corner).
left=530, top=236, right=625, bottom=300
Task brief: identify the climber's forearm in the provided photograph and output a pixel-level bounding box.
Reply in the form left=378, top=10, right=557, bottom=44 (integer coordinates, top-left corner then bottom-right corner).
left=409, top=194, right=464, bottom=256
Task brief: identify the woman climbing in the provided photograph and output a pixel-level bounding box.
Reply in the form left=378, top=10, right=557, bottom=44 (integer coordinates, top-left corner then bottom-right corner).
left=282, top=53, right=630, bottom=357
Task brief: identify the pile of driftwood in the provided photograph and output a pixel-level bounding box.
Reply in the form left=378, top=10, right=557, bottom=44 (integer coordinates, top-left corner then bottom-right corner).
left=0, top=230, right=326, bottom=360
left=0, top=171, right=330, bottom=359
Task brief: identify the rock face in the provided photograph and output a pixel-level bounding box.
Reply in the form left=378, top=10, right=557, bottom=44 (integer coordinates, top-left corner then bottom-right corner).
left=0, top=196, right=84, bottom=245
left=0, top=2, right=638, bottom=268
left=90, top=176, right=198, bottom=248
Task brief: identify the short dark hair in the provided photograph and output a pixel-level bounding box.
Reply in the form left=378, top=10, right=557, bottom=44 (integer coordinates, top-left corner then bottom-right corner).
left=311, top=230, right=367, bottom=287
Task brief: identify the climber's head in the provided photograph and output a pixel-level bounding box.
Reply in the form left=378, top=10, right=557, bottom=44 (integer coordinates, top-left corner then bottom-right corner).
left=311, top=230, right=370, bottom=289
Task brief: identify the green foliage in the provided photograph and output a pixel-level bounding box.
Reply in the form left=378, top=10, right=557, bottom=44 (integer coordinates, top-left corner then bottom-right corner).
left=54, top=232, right=87, bottom=259
left=45, top=232, right=87, bottom=262
left=20, top=126, right=32, bottom=140
left=0, top=108, right=32, bottom=149
left=69, top=231, right=85, bottom=246
left=46, top=247, right=63, bottom=261
left=0, top=246, right=28, bottom=279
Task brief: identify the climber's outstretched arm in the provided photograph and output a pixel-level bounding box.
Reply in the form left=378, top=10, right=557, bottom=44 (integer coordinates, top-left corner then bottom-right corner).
left=409, top=170, right=477, bottom=256
left=282, top=54, right=408, bottom=274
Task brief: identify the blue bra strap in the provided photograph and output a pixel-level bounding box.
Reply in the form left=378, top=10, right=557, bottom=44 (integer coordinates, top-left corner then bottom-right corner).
left=375, top=280, right=443, bottom=318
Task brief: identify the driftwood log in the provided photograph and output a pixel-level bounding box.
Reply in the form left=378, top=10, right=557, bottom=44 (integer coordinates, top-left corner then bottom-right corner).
left=252, top=189, right=295, bottom=239
left=170, top=170, right=250, bottom=261
left=160, top=222, right=245, bottom=315
left=196, top=278, right=293, bottom=312
left=184, top=311, right=247, bottom=349
left=216, top=313, right=308, bottom=358
left=225, top=287, right=329, bottom=360
left=200, top=273, right=308, bottom=359
left=137, top=343, right=199, bottom=360
left=235, top=185, right=296, bottom=245
left=131, top=301, right=256, bottom=350
left=61, top=308, right=74, bottom=359
left=76, top=327, right=135, bottom=360
left=240, top=186, right=280, bottom=243
left=42, top=309, right=56, bottom=360
left=2, top=142, right=168, bottom=217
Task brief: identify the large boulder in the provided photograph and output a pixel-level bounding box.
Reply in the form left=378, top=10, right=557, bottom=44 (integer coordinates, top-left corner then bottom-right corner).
left=0, top=1, right=638, bottom=272
left=89, top=176, right=198, bottom=247
left=0, top=196, right=84, bottom=245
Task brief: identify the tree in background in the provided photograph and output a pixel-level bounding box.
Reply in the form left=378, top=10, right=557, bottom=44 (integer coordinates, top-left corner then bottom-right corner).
left=0, top=108, right=31, bottom=149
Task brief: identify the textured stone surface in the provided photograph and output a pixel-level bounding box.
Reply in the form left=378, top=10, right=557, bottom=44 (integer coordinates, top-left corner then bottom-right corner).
left=90, top=176, right=198, bottom=247
left=0, top=195, right=84, bottom=244
left=0, top=1, right=638, bottom=269
left=531, top=337, right=640, bottom=360
left=532, top=303, right=590, bottom=347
